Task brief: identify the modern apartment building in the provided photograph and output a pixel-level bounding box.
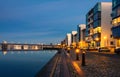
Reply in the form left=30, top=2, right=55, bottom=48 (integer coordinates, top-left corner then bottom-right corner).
left=66, top=33, right=72, bottom=47
left=86, top=2, right=113, bottom=48
left=77, top=24, right=86, bottom=48
left=71, top=31, right=77, bottom=47
left=111, top=0, right=120, bottom=47
left=71, top=31, right=77, bottom=43
left=77, top=24, right=86, bottom=42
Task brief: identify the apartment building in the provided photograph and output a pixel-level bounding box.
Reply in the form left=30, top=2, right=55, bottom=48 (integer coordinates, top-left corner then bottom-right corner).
left=86, top=2, right=113, bottom=48
left=111, top=0, right=120, bottom=48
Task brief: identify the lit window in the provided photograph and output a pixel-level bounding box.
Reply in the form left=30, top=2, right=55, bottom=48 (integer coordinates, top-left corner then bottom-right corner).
left=97, top=27, right=101, bottom=33
left=94, top=28, right=97, bottom=34
left=93, top=27, right=101, bottom=34
left=114, top=19, right=117, bottom=24
left=117, top=6, right=120, bottom=16
left=112, top=17, right=120, bottom=26
left=112, top=19, right=117, bottom=26
left=118, top=17, right=120, bottom=23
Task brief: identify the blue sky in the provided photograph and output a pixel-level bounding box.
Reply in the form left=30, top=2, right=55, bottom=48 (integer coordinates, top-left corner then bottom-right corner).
left=0, top=0, right=111, bottom=44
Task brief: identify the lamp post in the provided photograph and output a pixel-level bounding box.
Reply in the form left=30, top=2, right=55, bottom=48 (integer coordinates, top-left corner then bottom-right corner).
left=75, top=48, right=80, bottom=60
left=82, top=51, right=86, bottom=66
left=67, top=47, right=70, bottom=53
left=95, top=37, right=99, bottom=48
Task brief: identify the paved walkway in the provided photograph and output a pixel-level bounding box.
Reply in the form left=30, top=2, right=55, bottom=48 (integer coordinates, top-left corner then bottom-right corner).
left=53, top=49, right=85, bottom=77
left=70, top=50, right=120, bottom=77
left=80, top=51, right=120, bottom=77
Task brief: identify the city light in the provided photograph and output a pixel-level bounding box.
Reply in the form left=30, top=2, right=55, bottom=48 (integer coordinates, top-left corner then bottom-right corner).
left=95, top=38, right=99, bottom=41
left=2, top=51, right=7, bottom=55
left=75, top=48, right=79, bottom=53
left=104, top=36, right=107, bottom=40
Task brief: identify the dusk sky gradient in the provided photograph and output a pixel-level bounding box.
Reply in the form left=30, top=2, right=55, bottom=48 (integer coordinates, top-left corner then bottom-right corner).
left=0, top=0, right=111, bottom=44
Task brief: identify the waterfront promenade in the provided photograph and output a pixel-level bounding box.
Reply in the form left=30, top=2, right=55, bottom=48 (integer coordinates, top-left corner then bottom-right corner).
left=36, top=49, right=120, bottom=77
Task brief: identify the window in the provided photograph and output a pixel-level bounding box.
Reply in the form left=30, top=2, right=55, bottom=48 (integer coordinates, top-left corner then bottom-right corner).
left=118, top=6, right=120, bottom=16
left=112, top=19, right=117, bottom=25
left=112, top=17, right=120, bottom=26
left=118, top=17, right=120, bottom=23
left=112, top=8, right=117, bottom=18
left=110, top=35, right=113, bottom=38
left=110, top=41, right=114, bottom=45
left=93, top=27, right=101, bottom=34
left=93, top=20, right=101, bottom=28
left=113, top=0, right=117, bottom=8
left=94, top=12, right=101, bottom=21
left=94, top=3, right=101, bottom=14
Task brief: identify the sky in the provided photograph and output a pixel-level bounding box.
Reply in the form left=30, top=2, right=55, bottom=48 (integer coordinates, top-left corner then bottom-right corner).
left=0, top=0, right=111, bottom=44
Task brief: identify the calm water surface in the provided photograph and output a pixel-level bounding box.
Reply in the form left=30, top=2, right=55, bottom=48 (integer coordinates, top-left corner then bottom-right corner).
left=0, top=50, right=57, bottom=77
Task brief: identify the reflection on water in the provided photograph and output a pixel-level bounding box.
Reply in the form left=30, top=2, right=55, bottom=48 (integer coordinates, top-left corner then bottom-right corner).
left=2, top=51, right=7, bottom=55
left=0, top=50, right=57, bottom=77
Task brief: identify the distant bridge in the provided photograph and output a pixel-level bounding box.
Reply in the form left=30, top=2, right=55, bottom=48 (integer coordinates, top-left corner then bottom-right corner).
left=0, top=42, right=61, bottom=51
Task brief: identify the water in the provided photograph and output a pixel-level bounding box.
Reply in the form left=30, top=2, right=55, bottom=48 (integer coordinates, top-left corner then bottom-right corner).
left=0, top=50, right=57, bottom=77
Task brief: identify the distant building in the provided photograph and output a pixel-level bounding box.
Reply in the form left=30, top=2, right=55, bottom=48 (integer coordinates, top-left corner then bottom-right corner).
left=77, top=25, right=81, bottom=43
left=66, top=33, right=72, bottom=47
left=111, top=0, right=120, bottom=48
left=77, top=24, right=86, bottom=42
left=77, top=24, right=87, bottom=48
left=71, top=31, right=77, bottom=48
left=86, top=2, right=113, bottom=48
left=0, top=44, right=1, bottom=50
left=71, top=31, right=77, bottom=43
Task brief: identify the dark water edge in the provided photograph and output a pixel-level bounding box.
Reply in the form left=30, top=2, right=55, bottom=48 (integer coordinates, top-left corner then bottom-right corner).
left=35, top=50, right=61, bottom=77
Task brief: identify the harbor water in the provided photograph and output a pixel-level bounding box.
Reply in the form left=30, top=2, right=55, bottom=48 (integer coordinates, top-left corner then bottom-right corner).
left=0, top=50, right=57, bottom=77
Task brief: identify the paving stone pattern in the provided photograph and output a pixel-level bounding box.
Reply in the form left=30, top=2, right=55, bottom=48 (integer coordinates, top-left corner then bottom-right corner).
left=77, top=52, right=120, bottom=77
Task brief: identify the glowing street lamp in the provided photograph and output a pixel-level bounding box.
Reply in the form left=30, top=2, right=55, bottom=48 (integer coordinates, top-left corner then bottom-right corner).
left=67, top=47, right=70, bottom=53
left=95, top=37, right=99, bottom=47
left=95, top=38, right=99, bottom=41
left=75, top=48, right=80, bottom=60
left=82, top=51, right=86, bottom=66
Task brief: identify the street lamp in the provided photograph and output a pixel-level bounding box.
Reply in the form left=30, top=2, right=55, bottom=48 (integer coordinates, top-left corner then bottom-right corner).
left=75, top=48, right=80, bottom=60
left=95, top=38, right=99, bottom=41
left=95, top=37, right=99, bottom=48
left=82, top=51, right=86, bottom=66
left=67, top=47, right=70, bottom=53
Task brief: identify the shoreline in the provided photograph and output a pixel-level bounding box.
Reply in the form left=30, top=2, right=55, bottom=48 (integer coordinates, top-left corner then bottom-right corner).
left=35, top=49, right=61, bottom=77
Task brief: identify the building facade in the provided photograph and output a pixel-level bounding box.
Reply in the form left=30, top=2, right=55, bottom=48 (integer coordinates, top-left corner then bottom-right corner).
left=86, top=2, right=113, bottom=48
left=77, top=24, right=87, bottom=48
left=111, top=0, right=120, bottom=47
left=71, top=31, right=77, bottom=48
left=66, top=33, right=72, bottom=47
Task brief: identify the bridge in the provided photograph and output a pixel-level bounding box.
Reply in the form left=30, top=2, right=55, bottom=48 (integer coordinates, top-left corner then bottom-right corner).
left=0, top=42, right=61, bottom=51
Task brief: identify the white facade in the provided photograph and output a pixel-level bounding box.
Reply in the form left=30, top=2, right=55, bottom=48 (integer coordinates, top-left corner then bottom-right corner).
left=71, top=31, right=77, bottom=43
left=101, top=2, right=113, bottom=47
left=79, top=24, right=86, bottom=42
left=66, top=33, right=71, bottom=46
